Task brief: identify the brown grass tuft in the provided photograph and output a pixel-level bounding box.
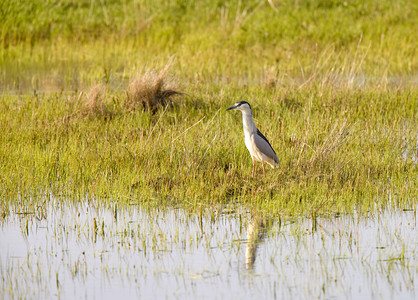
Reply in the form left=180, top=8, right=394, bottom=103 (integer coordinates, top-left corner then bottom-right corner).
left=80, top=84, right=112, bottom=118
left=125, top=64, right=182, bottom=112
left=264, top=66, right=278, bottom=88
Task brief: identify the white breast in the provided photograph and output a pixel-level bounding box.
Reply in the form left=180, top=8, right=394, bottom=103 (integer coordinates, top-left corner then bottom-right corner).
left=245, top=132, right=263, bottom=162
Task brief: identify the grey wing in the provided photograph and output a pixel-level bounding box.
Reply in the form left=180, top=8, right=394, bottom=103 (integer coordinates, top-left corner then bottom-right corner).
left=255, top=130, right=279, bottom=163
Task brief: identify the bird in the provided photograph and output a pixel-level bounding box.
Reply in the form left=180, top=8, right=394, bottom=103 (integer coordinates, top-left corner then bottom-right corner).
left=226, top=101, right=280, bottom=177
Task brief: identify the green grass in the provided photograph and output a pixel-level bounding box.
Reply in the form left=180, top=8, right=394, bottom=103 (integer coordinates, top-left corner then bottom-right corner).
left=1, top=0, right=416, bottom=91
left=1, top=85, right=416, bottom=215
left=0, top=0, right=416, bottom=216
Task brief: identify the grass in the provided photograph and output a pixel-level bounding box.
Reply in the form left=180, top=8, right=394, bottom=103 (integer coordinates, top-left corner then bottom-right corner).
left=0, top=0, right=416, bottom=216
left=80, top=83, right=112, bottom=117
left=1, top=0, right=416, bottom=91
left=0, top=82, right=415, bottom=215
left=126, top=61, right=182, bottom=112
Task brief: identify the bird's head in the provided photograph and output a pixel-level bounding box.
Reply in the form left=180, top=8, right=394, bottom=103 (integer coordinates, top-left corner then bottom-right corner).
left=226, top=101, right=252, bottom=113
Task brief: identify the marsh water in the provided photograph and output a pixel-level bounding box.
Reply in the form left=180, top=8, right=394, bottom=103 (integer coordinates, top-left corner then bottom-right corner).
left=1, top=198, right=416, bottom=299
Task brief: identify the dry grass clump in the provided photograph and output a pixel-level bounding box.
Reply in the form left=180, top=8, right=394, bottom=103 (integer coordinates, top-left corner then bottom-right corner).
left=264, top=66, right=278, bottom=88
left=125, top=66, right=182, bottom=112
left=80, top=84, right=112, bottom=118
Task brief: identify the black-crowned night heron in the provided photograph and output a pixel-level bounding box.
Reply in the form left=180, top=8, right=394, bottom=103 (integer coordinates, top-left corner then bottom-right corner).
left=226, top=101, right=280, bottom=177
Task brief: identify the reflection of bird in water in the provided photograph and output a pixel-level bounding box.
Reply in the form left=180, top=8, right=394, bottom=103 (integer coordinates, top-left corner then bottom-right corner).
left=245, top=216, right=268, bottom=270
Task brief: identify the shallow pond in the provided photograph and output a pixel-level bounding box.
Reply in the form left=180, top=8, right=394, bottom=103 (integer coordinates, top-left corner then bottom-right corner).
left=0, top=198, right=416, bottom=299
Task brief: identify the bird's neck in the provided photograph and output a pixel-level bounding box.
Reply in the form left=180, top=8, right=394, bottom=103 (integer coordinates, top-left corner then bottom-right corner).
left=241, top=111, right=257, bottom=135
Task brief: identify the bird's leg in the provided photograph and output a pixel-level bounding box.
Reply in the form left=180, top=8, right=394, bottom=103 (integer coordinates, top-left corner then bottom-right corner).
left=262, top=162, right=265, bottom=176
left=251, top=159, right=256, bottom=178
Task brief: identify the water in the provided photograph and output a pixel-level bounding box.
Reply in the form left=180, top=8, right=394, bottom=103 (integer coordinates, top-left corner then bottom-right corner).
left=0, top=199, right=416, bottom=299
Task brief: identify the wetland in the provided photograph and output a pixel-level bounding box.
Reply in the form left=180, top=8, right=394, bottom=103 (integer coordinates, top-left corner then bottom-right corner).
left=0, top=0, right=417, bottom=298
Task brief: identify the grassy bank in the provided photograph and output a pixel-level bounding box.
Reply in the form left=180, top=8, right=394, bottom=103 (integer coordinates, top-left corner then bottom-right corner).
left=1, top=83, right=416, bottom=215
left=0, top=0, right=416, bottom=215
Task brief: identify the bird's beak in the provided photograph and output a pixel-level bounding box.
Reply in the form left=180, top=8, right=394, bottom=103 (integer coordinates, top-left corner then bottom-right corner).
left=226, top=104, right=238, bottom=111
